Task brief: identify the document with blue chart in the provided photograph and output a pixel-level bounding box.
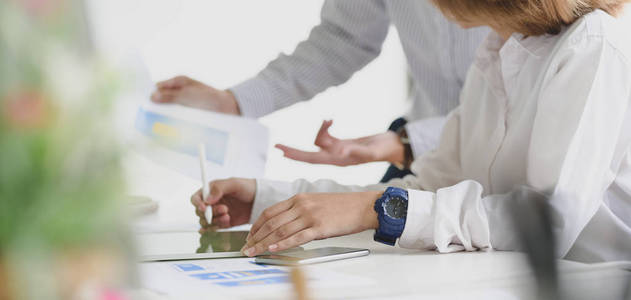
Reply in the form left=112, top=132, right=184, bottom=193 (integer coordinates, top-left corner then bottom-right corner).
left=134, top=102, right=268, bottom=180
left=139, top=257, right=373, bottom=297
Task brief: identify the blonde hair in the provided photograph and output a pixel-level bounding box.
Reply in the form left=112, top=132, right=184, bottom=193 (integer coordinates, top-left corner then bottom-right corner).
left=431, top=0, right=629, bottom=35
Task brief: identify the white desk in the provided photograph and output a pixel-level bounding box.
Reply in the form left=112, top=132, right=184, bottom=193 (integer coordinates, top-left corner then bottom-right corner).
left=135, top=230, right=630, bottom=300
left=294, top=232, right=630, bottom=300
left=126, top=153, right=630, bottom=300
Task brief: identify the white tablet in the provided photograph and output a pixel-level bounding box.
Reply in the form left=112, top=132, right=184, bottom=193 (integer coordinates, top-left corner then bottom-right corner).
left=136, top=231, right=249, bottom=262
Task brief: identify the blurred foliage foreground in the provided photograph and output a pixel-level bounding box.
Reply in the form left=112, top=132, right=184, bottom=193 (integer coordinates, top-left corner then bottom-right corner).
left=0, top=1, right=133, bottom=299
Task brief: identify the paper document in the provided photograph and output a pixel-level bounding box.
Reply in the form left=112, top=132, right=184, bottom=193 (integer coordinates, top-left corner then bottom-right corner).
left=133, top=102, right=268, bottom=179
left=139, top=257, right=373, bottom=299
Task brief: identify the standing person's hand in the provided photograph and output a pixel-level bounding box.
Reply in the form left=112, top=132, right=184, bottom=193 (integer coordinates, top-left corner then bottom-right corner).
left=151, top=76, right=240, bottom=115
left=190, top=178, right=256, bottom=231
left=241, top=191, right=382, bottom=257
left=275, top=120, right=404, bottom=167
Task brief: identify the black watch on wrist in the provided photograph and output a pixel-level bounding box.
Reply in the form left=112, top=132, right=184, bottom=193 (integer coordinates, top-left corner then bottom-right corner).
left=395, top=127, right=413, bottom=170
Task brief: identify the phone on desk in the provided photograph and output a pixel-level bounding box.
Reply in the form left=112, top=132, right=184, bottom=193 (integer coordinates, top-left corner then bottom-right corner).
left=255, top=247, right=369, bottom=266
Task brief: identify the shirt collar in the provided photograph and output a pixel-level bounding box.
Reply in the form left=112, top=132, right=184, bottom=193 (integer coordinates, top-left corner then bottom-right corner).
left=474, top=30, right=554, bottom=101
left=476, top=31, right=551, bottom=69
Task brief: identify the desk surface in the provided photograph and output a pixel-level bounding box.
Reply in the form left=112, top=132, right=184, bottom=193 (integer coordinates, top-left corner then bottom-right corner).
left=127, top=152, right=630, bottom=300
left=273, top=231, right=629, bottom=300
left=135, top=229, right=630, bottom=300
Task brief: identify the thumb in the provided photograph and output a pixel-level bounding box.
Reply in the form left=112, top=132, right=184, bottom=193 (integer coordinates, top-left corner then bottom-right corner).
left=157, top=75, right=192, bottom=89
left=206, top=181, right=225, bottom=205
left=207, top=178, right=246, bottom=205
left=314, top=120, right=336, bottom=148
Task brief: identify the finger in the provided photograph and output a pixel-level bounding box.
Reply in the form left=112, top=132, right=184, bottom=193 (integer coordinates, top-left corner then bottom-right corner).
left=199, top=216, right=208, bottom=228
left=190, top=189, right=206, bottom=212
left=150, top=91, right=165, bottom=103
left=314, top=120, right=335, bottom=148
left=212, top=214, right=231, bottom=228
left=249, top=198, right=295, bottom=240
left=212, top=204, right=229, bottom=216
left=248, top=209, right=300, bottom=247
left=205, top=181, right=224, bottom=205
left=206, top=179, right=242, bottom=205
left=156, top=77, right=178, bottom=89
left=156, top=75, right=191, bottom=89
left=243, top=219, right=308, bottom=257
left=269, top=228, right=318, bottom=253
left=274, top=144, right=332, bottom=164
left=150, top=90, right=179, bottom=103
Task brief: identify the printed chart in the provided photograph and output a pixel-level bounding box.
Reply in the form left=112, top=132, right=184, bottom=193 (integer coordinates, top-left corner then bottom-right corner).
left=172, top=260, right=289, bottom=288
left=139, top=257, right=374, bottom=298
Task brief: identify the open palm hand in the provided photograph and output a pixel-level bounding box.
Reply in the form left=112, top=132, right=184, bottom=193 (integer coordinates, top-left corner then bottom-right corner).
left=275, top=120, right=403, bottom=166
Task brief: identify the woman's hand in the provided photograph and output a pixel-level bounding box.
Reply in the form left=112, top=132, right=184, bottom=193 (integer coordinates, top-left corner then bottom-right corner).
left=190, top=178, right=255, bottom=231
left=241, top=191, right=382, bottom=257
left=151, top=75, right=240, bottom=115
left=275, top=120, right=404, bottom=167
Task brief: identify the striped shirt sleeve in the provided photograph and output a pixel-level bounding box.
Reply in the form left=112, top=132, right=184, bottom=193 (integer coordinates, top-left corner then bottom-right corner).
left=230, top=0, right=390, bottom=118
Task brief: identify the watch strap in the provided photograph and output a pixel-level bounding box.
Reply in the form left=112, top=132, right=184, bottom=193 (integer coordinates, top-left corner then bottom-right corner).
left=373, top=187, right=409, bottom=246
left=373, top=232, right=398, bottom=246
left=395, top=127, right=414, bottom=170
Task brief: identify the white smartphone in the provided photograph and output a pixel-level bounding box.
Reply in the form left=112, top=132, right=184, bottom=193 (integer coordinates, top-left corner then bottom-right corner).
left=254, top=247, right=370, bottom=266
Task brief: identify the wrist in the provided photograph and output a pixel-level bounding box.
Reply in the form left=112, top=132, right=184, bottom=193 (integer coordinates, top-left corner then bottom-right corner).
left=363, top=191, right=382, bottom=230
left=222, top=89, right=241, bottom=115
left=383, top=131, right=405, bottom=165
left=394, top=128, right=413, bottom=170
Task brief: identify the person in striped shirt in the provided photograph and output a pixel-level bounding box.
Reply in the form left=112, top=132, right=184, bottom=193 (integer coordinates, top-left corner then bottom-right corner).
left=151, top=0, right=489, bottom=182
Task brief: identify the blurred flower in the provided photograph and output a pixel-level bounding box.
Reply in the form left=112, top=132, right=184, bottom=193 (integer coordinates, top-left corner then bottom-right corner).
left=2, top=90, right=50, bottom=129
left=0, top=1, right=135, bottom=299
left=12, top=0, right=65, bottom=17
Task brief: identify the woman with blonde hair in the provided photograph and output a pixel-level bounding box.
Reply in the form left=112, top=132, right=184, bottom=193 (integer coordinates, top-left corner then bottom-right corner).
left=192, top=0, right=631, bottom=262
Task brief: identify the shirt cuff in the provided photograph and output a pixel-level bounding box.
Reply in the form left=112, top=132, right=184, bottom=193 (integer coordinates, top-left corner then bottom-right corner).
left=229, top=77, right=278, bottom=118
left=398, top=189, right=436, bottom=249
left=405, top=117, right=447, bottom=158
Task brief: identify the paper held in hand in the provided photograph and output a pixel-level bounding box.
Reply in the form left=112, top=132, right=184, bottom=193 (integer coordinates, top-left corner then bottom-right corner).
left=133, top=102, right=269, bottom=180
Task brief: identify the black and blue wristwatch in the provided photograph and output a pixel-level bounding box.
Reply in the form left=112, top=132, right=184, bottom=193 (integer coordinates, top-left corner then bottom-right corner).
left=374, top=187, right=409, bottom=246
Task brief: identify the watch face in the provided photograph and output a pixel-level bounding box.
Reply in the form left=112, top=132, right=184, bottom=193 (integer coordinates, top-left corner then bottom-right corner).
left=385, top=196, right=407, bottom=219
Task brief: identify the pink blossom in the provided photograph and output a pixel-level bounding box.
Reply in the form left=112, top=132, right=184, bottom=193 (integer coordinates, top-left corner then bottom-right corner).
left=14, top=0, right=65, bottom=17
left=3, top=90, right=49, bottom=129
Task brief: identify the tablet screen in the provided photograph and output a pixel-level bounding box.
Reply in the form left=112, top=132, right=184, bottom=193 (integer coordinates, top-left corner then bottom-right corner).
left=136, top=231, right=249, bottom=261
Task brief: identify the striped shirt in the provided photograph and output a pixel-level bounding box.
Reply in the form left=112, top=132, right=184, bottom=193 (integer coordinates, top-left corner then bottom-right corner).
left=230, top=0, right=490, bottom=157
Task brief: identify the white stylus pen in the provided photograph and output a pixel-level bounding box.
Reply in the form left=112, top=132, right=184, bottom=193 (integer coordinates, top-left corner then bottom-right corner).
left=198, top=143, right=212, bottom=225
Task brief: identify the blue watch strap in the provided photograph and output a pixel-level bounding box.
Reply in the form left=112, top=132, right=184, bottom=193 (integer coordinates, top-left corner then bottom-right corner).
left=374, top=187, right=408, bottom=246
left=373, top=232, right=398, bottom=246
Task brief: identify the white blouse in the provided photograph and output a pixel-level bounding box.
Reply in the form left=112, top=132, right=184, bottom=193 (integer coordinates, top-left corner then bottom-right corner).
left=251, top=10, right=631, bottom=262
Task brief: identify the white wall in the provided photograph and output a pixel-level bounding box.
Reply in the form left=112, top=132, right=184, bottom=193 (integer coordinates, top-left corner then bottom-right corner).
left=87, top=0, right=409, bottom=185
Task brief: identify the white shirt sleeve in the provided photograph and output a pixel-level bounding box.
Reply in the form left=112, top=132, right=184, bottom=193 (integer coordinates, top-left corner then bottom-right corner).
left=404, top=117, right=447, bottom=159
left=230, top=0, right=390, bottom=118
left=399, top=37, right=631, bottom=257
